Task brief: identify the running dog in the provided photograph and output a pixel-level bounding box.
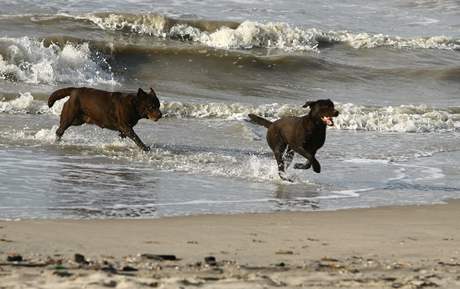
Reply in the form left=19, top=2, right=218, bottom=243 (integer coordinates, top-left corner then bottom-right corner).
left=48, top=87, right=162, bottom=151
left=248, top=99, right=339, bottom=181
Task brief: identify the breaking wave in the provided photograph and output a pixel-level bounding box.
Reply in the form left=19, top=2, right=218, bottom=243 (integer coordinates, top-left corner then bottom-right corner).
left=334, top=103, right=459, bottom=133
left=75, top=13, right=460, bottom=51
left=164, top=101, right=460, bottom=133
left=11, top=13, right=460, bottom=52
left=1, top=93, right=459, bottom=133
left=0, top=36, right=117, bottom=85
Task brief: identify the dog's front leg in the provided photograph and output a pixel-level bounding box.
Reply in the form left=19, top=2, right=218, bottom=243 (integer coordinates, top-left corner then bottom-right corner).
left=120, top=127, right=150, bottom=152
left=292, top=147, right=321, bottom=173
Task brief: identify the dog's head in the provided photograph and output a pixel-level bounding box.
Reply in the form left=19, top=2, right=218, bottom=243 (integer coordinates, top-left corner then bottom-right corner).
left=136, top=88, right=162, bottom=121
left=303, top=99, right=339, bottom=126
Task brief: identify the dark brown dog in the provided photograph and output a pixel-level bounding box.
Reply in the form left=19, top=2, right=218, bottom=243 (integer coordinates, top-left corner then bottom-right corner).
left=48, top=87, right=162, bottom=151
left=248, top=99, right=339, bottom=181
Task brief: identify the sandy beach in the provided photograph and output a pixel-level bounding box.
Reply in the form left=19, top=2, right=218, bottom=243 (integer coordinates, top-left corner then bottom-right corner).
left=1, top=201, right=459, bottom=288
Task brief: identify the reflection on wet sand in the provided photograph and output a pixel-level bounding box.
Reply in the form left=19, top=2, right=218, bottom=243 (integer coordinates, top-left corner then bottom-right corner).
left=273, top=183, right=321, bottom=210
left=47, top=156, right=159, bottom=218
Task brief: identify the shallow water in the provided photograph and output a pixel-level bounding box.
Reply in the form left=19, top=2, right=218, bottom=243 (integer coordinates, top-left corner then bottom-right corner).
left=0, top=0, right=459, bottom=219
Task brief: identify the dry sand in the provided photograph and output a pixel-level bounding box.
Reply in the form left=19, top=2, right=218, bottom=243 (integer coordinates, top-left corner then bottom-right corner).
left=1, top=201, right=460, bottom=288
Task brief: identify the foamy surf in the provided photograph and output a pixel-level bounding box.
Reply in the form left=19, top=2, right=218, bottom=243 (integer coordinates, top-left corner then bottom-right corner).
left=0, top=92, right=68, bottom=115
left=393, top=163, right=446, bottom=182
left=96, top=147, right=301, bottom=184
left=344, top=158, right=446, bottom=185
left=0, top=92, right=34, bottom=113
left=1, top=94, right=459, bottom=133
left=71, top=13, right=460, bottom=51
left=0, top=36, right=117, bottom=85
left=0, top=124, right=308, bottom=184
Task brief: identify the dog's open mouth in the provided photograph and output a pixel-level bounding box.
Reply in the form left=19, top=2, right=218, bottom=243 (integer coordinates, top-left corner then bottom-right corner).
left=321, top=116, right=334, bottom=126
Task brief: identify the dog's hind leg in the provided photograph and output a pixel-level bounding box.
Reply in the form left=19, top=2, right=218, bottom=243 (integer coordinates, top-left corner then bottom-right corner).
left=274, top=147, right=285, bottom=173
left=267, top=129, right=293, bottom=181
left=283, top=147, right=295, bottom=169
left=274, top=144, right=295, bottom=182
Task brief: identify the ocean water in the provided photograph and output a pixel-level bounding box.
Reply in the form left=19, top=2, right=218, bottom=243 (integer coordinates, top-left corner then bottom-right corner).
left=0, top=0, right=459, bottom=219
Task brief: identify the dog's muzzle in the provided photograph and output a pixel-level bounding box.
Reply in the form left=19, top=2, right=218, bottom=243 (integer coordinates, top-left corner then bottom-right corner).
left=321, top=110, right=339, bottom=126
left=148, top=111, right=162, bottom=121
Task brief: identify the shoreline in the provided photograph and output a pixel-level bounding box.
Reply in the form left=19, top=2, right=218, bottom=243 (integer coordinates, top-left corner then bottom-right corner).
left=1, top=200, right=459, bottom=288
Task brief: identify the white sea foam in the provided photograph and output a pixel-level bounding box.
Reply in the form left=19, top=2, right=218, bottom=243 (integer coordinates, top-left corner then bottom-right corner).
left=82, top=13, right=167, bottom=36
left=78, top=13, right=460, bottom=51
left=162, top=101, right=300, bottom=120
left=0, top=93, right=68, bottom=115
left=1, top=94, right=459, bottom=133
left=319, top=187, right=374, bottom=199
left=335, top=103, right=459, bottom=133
left=344, top=158, right=390, bottom=165
left=164, top=101, right=460, bottom=133
left=2, top=125, right=57, bottom=144
left=331, top=32, right=459, bottom=50
left=2, top=125, right=134, bottom=148
left=2, top=123, right=298, bottom=183
left=40, top=96, right=69, bottom=116
left=120, top=150, right=287, bottom=183
left=0, top=37, right=117, bottom=85
left=394, top=163, right=445, bottom=182
left=33, top=125, right=58, bottom=142
left=415, top=166, right=445, bottom=181
left=0, top=92, right=34, bottom=113
left=197, top=21, right=320, bottom=51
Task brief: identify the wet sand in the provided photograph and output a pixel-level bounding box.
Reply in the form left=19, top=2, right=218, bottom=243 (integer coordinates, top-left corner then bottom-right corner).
left=1, top=201, right=459, bottom=288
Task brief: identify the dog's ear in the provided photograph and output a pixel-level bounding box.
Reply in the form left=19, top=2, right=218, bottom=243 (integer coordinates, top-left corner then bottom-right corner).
left=150, top=87, right=156, bottom=95
left=302, top=101, right=316, bottom=108
left=137, top=88, right=146, bottom=96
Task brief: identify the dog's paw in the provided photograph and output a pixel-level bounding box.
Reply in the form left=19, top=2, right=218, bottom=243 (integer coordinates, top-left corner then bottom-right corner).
left=311, top=159, right=321, bottom=173
left=279, top=172, right=294, bottom=182
left=294, top=162, right=311, bottom=170
left=312, top=164, right=321, bottom=173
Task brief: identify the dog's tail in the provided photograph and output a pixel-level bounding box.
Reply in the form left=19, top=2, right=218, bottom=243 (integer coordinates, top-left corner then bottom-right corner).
left=247, top=114, right=272, bottom=128
left=48, top=87, right=75, bottom=108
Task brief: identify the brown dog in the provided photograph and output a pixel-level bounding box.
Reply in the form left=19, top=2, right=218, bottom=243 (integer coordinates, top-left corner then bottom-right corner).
left=248, top=99, right=339, bottom=181
left=48, top=87, right=162, bottom=151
